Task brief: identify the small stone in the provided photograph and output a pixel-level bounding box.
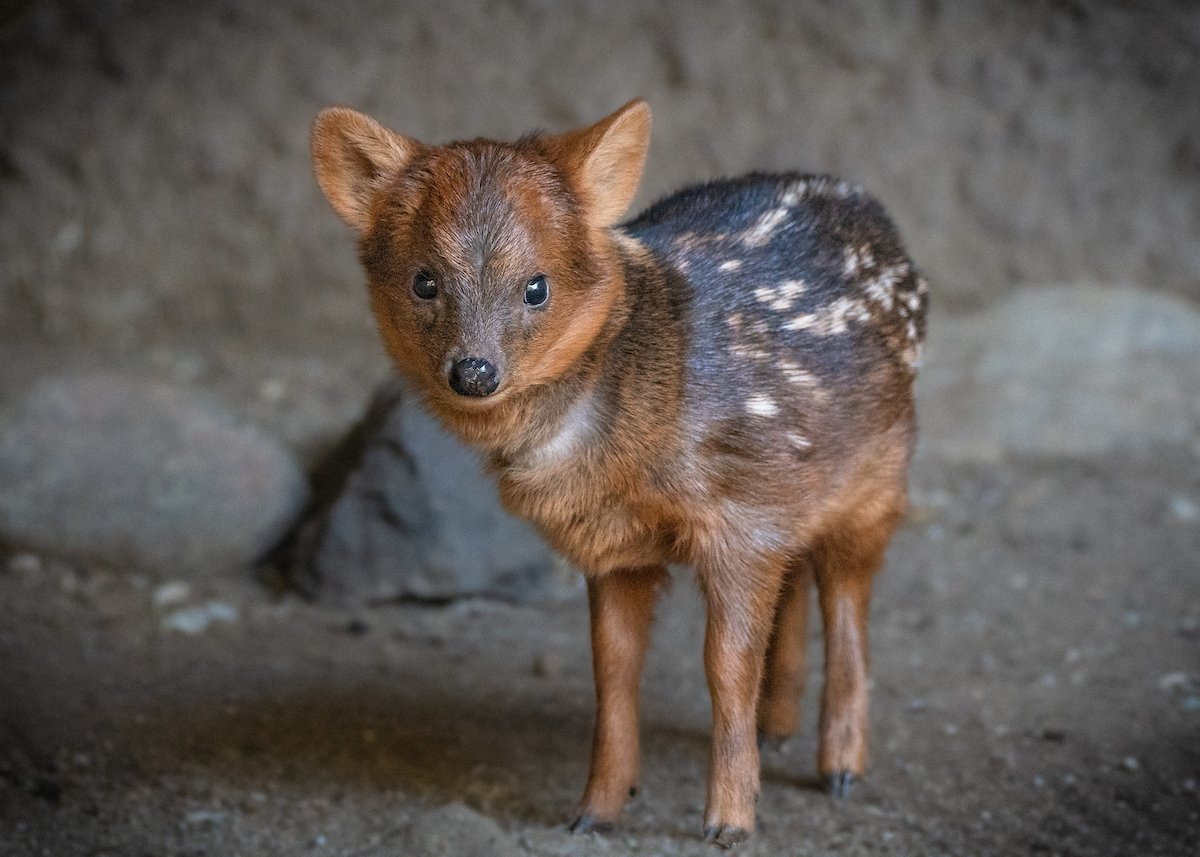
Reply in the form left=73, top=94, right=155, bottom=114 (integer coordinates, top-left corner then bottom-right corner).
left=533, top=651, right=564, bottom=679
left=162, top=601, right=239, bottom=635
left=259, top=378, right=287, bottom=403
left=6, top=552, right=42, bottom=575
left=942, top=723, right=959, bottom=736
left=310, top=834, right=328, bottom=848
left=1158, top=672, right=1192, bottom=692
left=1121, top=610, right=1143, bottom=628
left=1121, top=756, right=1140, bottom=772
left=1167, top=495, right=1200, bottom=523
left=184, top=809, right=226, bottom=827
left=1180, top=617, right=1200, bottom=638
left=152, top=581, right=192, bottom=608
left=1182, top=696, right=1200, bottom=712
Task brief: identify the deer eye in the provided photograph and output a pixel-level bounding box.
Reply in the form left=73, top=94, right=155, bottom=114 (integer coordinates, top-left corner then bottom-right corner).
left=412, top=270, right=437, bottom=300
left=524, top=274, right=549, bottom=307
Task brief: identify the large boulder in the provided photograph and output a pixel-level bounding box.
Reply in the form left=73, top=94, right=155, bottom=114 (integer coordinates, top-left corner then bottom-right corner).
left=917, top=285, right=1200, bottom=461
left=0, top=372, right=308, bottom=574
left=285, top=381, right=557, bottom=605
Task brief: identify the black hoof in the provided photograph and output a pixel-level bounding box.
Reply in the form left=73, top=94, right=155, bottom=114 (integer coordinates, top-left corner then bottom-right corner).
left=568, top=814, right=612, bottom=835
left=825, top=769, right=855, bottom=798
left=703, top=824, right=751, bottom=848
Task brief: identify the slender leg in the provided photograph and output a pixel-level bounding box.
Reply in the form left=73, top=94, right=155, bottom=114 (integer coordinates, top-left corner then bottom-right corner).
left=813, top=502, right=901, bottom=797
left=699, top=559, right=786, bottom=847
left=570, top=564, right=669, bottom=833
left=757, top=557, right=814, bottom=745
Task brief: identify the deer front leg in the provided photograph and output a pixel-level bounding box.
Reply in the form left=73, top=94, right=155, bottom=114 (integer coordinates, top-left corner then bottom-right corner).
left=569, top=565, right=668, bottom=833
left=699, top=559, right=786, bottom=847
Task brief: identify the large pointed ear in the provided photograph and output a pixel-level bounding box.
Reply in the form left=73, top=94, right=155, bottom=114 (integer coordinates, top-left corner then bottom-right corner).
left=310, top=106, right=422, bottom=232
left=545, top=99, right=652, bottom=228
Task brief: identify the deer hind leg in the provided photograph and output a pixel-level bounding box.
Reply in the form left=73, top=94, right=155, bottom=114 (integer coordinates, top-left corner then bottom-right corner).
left=569, top=564, right=669, bottom=833
left=757, top=556, right=814, bottom=747
left=813, top=494, right=905, bottom=797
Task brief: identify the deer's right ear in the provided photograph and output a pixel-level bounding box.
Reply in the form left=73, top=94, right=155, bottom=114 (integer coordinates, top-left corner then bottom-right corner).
left=310, top=107, right=422, bottom=232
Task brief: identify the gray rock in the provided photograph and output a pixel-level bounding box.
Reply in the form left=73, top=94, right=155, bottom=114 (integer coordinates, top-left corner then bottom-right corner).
left=0, top=373, right=308, bottom=574
left=286, top=381, right=555, bottom=605
left=917, top=286, right=1200, bottom=461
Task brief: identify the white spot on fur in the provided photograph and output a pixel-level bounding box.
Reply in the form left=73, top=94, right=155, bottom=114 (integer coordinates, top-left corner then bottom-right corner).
left=779, top=360, right=819, bottom=386
left=786, top=432, right=813, bottom=450
left=754, top=286, right=777, bottom=304
left=779, top=180, right=808, bottom=207
left=730, top=343, right=770, bottom=361
left=744, top=394, right=779, bottom=417
left=719, top=259, right=743, bottom=272
left=741, top=207, right=790, bottom=248
left=862, top=263, right=909, bottom=312
left=783, top=296, right=870, bottom=335
left=843, top=243, right=875, bottom=278
left=754, top=279, right=807, bottom=312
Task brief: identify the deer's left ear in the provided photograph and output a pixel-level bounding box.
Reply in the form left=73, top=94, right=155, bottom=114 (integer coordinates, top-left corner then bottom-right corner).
left=544, top=99, right=652, bottom=228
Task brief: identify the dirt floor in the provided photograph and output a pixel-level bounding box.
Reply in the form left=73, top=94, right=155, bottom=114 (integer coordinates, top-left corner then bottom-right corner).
left=3, top=449, right=1198, bottom=856
left=2, top=1, right=1199, bottom=855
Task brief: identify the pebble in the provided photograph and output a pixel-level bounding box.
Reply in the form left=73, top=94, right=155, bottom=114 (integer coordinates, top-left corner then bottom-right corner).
left=183, top=809, right=227, bottom=827
left=1167, top=495, right=1200, bottom=523
left=6, top=552, right=42, bottom=575
left=1121, top=610, right=1143, bottom=628
left=259, top=378, right=287, bottom=403
left=1157, top=672, right=1192, bottom=692
left=1121, top=756, right=1140, bottom=772
left=162, top=601, right=239, bottom=635
left=152, top=581, right=192, bottom=608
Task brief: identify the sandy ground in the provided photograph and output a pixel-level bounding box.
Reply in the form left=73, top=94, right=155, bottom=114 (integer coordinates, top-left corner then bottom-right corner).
left=1, top=1, right=1199, bottom=855
left=3, top=450, right=1199, bottom=856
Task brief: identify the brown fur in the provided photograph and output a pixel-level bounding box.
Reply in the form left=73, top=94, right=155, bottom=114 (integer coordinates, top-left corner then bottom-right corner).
left=310, top=98, right=924, bottom=845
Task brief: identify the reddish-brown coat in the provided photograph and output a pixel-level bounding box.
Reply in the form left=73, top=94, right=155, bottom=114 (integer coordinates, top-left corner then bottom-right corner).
left=311, top=99, right=925, bottom=846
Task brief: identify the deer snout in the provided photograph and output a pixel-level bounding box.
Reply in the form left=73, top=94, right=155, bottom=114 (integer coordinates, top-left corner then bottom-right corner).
left=448, top=357, right=500, bottom=397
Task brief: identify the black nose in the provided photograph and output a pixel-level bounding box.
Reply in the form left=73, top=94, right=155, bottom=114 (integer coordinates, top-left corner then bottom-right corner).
left=449, top=357, right=500, bottom=397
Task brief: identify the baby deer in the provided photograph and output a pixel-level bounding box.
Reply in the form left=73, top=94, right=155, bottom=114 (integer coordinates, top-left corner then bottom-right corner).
left=311, top=98, right=927, bottom=847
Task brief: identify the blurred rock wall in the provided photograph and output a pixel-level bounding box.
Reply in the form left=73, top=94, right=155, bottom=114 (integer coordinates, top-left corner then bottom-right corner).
left=1, top=0, right=1197, bottom=353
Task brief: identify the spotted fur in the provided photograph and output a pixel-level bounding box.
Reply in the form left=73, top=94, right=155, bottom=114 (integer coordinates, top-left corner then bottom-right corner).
left=311, top=99, right=927, bottom=845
